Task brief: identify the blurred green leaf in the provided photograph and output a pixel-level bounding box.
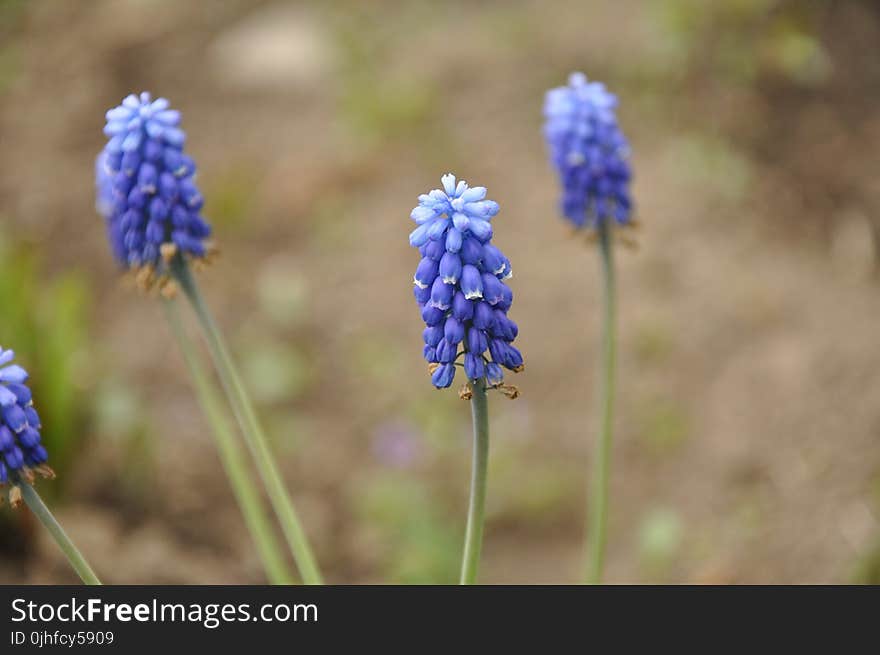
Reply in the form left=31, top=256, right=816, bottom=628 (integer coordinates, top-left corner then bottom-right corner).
left=0, top=232, right=93, bottom=480
left=637, top=397, right=690, bottom=454
left=353, top=474, right=459, bottom=583
left=242, top=341, right=314, bottom=404
left=638, top=507, right=684, bottom=581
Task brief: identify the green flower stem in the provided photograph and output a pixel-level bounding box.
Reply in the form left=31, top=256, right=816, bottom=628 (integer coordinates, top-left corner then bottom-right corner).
left=460, top=379, right=490, bottom=585
left=18, top=481, right=101, bottom=585
left=162, top=299, right=294, bottom=585
left=170, top=256, right=323, bottom=585
left=587, top=221, right=617, bottom=584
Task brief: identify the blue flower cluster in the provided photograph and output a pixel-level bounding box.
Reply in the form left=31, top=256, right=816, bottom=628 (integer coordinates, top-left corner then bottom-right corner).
left=409, top=174, right=523, bottom=390
left=0, top=348, right=48, bottom=485
left=543, top=72, right=633, bottom=228
left=96, top=92, right=212, bottom=274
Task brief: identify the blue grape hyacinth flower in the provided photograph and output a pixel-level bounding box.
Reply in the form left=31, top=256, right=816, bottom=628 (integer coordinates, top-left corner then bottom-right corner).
left=410, top=174, right=523, bottom=392
left=0, top=347, right=51, bottom=487
left=543, top=72, right=633, bottom=229
left=96, top=92, right=214, bottom=289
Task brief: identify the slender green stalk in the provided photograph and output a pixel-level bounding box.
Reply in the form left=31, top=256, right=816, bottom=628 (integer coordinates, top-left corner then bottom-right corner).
left=162, top=299, right=294, bottom=585
left=17, top=481, right=101, bottom=585
left=587, top=221, right=617, bottom=584
left=460, top=379, right=490, bottom=585
left=169, top=256, right=323, bottom=585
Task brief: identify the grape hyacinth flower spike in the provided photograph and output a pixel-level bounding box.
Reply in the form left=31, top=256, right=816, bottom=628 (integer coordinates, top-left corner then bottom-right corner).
left=0, top=347, right=101, bottom=584
left=544, top=73, right=634, bottom=583
left=409, top=174, right=524, bottom=584
left=96, top=92, right=216, bottom=297
left=96, top=93, right=321, bottom=584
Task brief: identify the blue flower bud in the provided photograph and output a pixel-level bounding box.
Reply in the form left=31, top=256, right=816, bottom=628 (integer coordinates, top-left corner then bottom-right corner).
left=460, top=237, right=483, bottom=265
left=120, top=152, right=141, bottom=179
left=491, top=310, right=519, bottom=341
left=137, top=162, right=158, bottom=193
left=18, top=427, right=40, bottom=449
left=439, top=252, right=462, bottom=284
left=467, top=327, right=488, bottom=356
left=444, top=316, right=465, bottom=345
left=414, top=257, right=439, bottom=289
left=429, top=277, right=453, bottom=310
left=0, top=387, right=15, bottom=408
left=488, top=337, right=505, bottom=365
left=489, top=339, right=523, bottom=371
left=413, top=283, right=431, bottom=304
left=446, top=227, right=463, bottom=253
left=427, top=218, right=449, bottom=241
left=497, top=283, right=513, bottom=312
left=422, top=239, right=445, bottom=261
left=464, top=354, right=485, bottom=381
left=126, top=186, right=146, bottom=210
left=409, top=222, right=432, bottom=247
left=149, top=197, right=169, bottom=223
left=421, top=304, right=445, bottom=326
left=179, top=179, right=203, bottom=211
left=460, top=264, right=483, bottom=300
left=451, top=292, right=474, bottom=321
left=504, top=344, right=524, bottom=370
left=0, top=365, right=28, bottom=385
left=4, top=447, right=24, bottom=470
left=0, top=426, right=13, bottom=450
left=144, top=139, right=163, bottom=163
left=2, top=404, right=26, bottom=433
left=436, top=338, right=457, bottom=363
left=486, top=362, right=504, bottom=386
left=25, top=445, right=48, bottom=467
left=170, top=204, right=189, bottom=229
left=460, top=186, right=486, bottom=202
left=423, top=345, right=437, bottom=362
left=472, top=301, right=495, bottom=331
left=23, top=406, right=40, bottom=429
left=467, top=218, right=493, bottom=242
left=431, top=363, right=456, bottom=389
left=423, top=326, right=444, bottom=347
left=481, top=273, right=505, bottom=306
left=411, top=205, right=437, bottom=223
left=146, top=220, right=166, bottom=244
left=482, top=244, right=506, bottom=276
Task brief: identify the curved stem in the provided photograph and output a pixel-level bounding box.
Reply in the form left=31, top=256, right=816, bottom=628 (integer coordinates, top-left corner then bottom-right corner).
left=18, top=481, right=101, bottom=585
left=170, top=256, right=323, bottom=585
left=162, top=299, right=294, bottom=585
left=587, top=221, right=617, bottom=584
left=460, top=379, right=490, bottom=585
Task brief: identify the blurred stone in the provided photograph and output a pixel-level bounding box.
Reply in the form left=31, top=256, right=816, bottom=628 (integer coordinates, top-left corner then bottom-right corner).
left=209, top=6, right=333, bottom=91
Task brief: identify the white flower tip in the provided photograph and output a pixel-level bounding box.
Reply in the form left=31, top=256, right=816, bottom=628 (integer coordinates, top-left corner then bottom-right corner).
left=441, top=173, right=457, bottom=195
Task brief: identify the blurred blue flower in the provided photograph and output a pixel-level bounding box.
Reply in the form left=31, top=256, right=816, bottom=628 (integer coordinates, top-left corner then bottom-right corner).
left=543, top=73, right=633, bottom=228
left=372, top=421, right=424, bottom=469
left=410, top=174, right=523, bottom=390
left=96, top=92, right=212, bottom=279
left=0, top=348, right=49, bottom=485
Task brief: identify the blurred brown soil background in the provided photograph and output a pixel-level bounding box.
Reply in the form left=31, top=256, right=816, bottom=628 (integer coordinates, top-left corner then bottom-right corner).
left=1, top=0, right=880, bottom=584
